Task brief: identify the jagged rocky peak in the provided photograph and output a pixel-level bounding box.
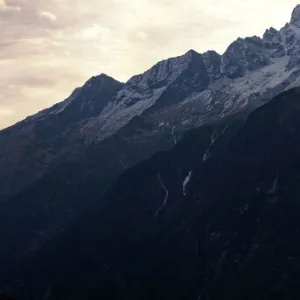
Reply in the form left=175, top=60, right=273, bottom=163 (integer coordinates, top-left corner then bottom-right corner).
left=126, top=49, right=205, bottom=88
left=263, top=27, right=281, bottom=46
left=244, top=35, right=263, bottom=45
left=291, top=4, right=300, bottom=27
left=83, top=73, right=123, bottom=91
left=202, top=50, right=221, bottom=59
left=222, top=36, right=269, bottom=78
left=202, top=50, right=222, bottom=81
left=263, top=27, right=279, bottom=40
left=66, top=73, right=122, bottom=107
left=63, top=73, right=123, bottom=117
left=25, top=73, right=123, bottom=124
left=262, top=27, right=285, bottom=57
left=184, top=49, right=201, bottom=58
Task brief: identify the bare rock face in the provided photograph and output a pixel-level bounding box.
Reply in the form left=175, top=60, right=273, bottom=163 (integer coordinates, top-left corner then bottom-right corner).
left=0, top=75, right=123, bottom=201
left=222, top=36, right=270, bottom=78
left=291, top=4, right=300, bottom=27
left=263, top=27, right=285, bottom=58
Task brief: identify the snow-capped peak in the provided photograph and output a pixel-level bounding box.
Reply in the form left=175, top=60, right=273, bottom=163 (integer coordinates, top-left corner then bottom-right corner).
left=84, top=73, right=122, bottom=88
left=291, top=4, right=300, bottom=27
left=5, top=4, right=300, bottom=208
left=221, top=36, right=269, bottom=78
left=24, top=74, right=123, bottom=123
left=127, top=49, right=203, bottom=88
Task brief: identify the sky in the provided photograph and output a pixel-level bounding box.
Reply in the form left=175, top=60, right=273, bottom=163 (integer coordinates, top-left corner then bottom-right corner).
left=0, top=0, right=299, bottom=129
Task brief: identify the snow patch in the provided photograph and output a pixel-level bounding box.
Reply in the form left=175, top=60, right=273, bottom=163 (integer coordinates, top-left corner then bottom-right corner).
left=267, top=177, right=279, bottom=195
left=183, top=170, right=193, bottom=196
left=203, top=128, right=218, bottom=162
left=211, top=128, right=218, bottom=144
left=154, top=172, right=169, bottom=219
left=171, top=125, right=177, bottom=145
left=203, top=152, right=211, bottom=162
left=82, top=86, right=167, bottom=142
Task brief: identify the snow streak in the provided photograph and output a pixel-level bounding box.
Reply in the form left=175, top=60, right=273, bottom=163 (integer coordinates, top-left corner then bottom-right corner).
left=203, top=128, right=218, bottom=162
left=154, top=172, right=169, bottom=219
left=171, top=125, right=177, bottom=145
left=183, top=170, right=193, bottom=196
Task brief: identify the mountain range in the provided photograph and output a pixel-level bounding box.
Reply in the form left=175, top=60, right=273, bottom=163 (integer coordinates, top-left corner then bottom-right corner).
left=2, top=4, right=300, bottom=299
left=3, top=5, right=300, bottom=203
left=7, top=87, right=300, bottom=300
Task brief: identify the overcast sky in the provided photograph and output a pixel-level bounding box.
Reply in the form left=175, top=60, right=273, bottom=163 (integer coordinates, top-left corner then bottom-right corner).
left=0, top=0, right=299, bottom=129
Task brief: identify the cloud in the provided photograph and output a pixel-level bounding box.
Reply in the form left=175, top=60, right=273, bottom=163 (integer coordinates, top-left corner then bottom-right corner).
left=0, top=108, right=15, bottom=117
left=79, top=24, right=111, bottom=40
left=0, top=0, right=300, bottom=129
left=39, top=11, right=57, bottom=21
left=0, top=0, right=21, bottom=12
